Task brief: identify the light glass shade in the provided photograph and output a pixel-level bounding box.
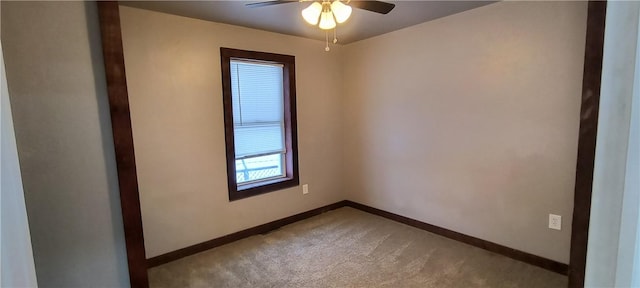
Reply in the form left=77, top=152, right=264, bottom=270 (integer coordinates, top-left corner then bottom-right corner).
left=301, top=2, right=322, bottom=25
left=318, top=10, right=336, bottom=30
left=331, top=0, right=352, bottom=23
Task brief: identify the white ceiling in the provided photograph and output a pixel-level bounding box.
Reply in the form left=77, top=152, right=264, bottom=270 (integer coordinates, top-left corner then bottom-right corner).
left=120, top=1, right=495, bottom=44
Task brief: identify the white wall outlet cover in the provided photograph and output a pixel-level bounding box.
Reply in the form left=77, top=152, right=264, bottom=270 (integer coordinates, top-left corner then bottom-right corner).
left=549, top=214, right=562, bottom=230
left=302, top=184, right=309, bottom=194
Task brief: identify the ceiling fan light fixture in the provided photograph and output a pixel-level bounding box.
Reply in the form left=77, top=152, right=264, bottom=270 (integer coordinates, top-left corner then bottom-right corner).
left=247, top=0, right=396, bottom=51
left=302, top=2, right=322, bottom=25
left=318, top=10, right=336, bottom=30
left=331, top=0, right=352, bottom=23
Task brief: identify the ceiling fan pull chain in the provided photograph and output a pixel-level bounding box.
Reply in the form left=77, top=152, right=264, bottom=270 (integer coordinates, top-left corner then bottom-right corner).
left=325, top=30, right=330, bottom=51
left=333, top=26, right=338, bottom=44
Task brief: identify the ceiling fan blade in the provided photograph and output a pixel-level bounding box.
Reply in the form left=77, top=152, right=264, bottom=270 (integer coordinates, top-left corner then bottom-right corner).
left=349, top=1, right=395, bottom=14
left=245, top=1, right=298, bottom=8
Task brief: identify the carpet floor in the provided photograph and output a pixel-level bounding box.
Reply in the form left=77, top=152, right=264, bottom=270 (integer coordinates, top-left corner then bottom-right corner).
left=148, top=207, right=567, bottom=288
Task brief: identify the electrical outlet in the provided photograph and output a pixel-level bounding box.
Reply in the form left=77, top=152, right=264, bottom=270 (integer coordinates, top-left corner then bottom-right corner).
left=549, top=214, right=561, bottom=230
left=302, top=184, right=309, bottom=195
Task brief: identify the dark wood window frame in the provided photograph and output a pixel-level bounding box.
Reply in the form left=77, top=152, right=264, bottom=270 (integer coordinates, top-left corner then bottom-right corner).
left=96, top=2, right=606, bottom=287
left=220, top=48, right=300, bottom=201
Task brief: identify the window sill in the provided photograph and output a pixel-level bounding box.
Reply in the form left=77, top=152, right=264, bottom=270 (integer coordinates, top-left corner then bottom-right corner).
left=230, top=177, right=299, bottom=201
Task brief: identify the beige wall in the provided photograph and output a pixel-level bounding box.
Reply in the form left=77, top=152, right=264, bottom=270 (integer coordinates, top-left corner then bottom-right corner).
left=121, top=2, right=586, bottom=263
left=1, top=2, right=130, bottom=287
left=342, top=1, right=587, bottom=264
left=119, top=6, right=345, bottom=258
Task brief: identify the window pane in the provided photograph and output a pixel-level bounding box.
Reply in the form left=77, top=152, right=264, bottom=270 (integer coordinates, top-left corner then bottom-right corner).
left=230, top=60, right=286, bottom=158
left=230, top=63, right=241, bottom=120
left=231, top=61, right=284, bottom=125
left=234, top=124, right=284, bottom=158
left=235, top=153, right=284, bottom=184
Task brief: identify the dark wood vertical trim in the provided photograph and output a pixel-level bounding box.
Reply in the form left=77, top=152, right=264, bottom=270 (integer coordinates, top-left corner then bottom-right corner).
left=283, top=58, right=300, bottom=183
left=97, top=2, right=149, bottom=287
left=219, top=48, right=238, bottom=201
left=568, top=1, right=607, bottom=287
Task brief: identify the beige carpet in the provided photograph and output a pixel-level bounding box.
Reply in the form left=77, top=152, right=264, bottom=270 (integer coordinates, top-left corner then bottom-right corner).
left=148, top=207, right=567, bottom=288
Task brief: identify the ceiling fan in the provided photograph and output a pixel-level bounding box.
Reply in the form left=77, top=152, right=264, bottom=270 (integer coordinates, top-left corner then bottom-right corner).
left=246, top=1, right=396, bottom=15
left=246, top=1, right=396, bottom=51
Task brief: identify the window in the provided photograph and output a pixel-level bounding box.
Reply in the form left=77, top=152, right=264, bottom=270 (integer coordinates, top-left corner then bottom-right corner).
left=220, top=48, right=299, bottom=201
